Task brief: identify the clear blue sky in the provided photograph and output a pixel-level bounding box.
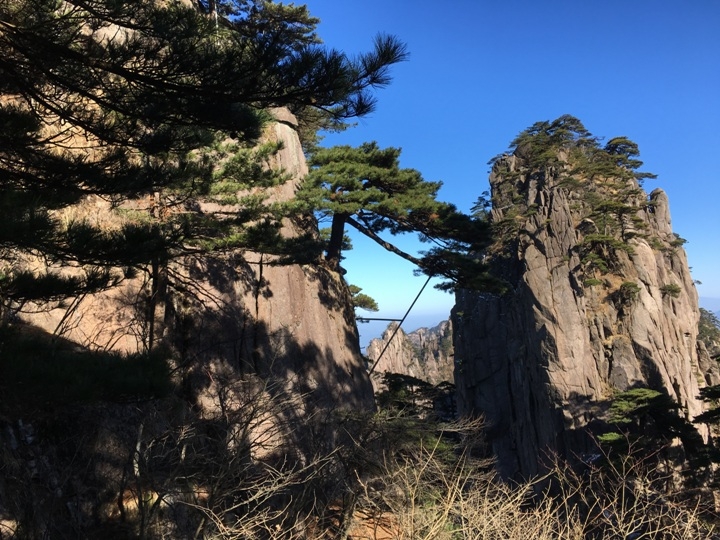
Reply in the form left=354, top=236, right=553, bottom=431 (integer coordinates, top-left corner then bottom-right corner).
left=302, top=1, right=720, bottom=346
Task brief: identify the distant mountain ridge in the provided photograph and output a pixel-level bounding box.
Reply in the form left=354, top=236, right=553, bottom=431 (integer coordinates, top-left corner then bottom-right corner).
left=366, top=320, right=454, bottom=387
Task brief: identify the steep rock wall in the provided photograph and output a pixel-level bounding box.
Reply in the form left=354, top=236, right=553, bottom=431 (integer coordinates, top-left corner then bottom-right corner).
left=22, top=109, right=373, bottom=418
left=453, top=151, right=709, bottom=479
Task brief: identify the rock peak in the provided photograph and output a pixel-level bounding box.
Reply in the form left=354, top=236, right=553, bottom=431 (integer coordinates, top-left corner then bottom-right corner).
left=453, top=123, right=709, bottom=479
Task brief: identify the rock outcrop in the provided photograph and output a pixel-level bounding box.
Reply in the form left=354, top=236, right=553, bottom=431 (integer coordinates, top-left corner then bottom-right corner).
left=453, top=122, right=710, bottom=479
left=367, top=320, right=454, bottom=388
left=21, top=108, right=373, bottom=422
left=2, top=108, right=373, bottom=536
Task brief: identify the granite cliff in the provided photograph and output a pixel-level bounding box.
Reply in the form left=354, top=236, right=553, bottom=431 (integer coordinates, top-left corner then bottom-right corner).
left=20, top=107, right=373, bottom=419
left=452, top=117, right=713, bottom=479
left=1, top=109, right=374, bottom=538
left=366, top=320, right=454, bottom=388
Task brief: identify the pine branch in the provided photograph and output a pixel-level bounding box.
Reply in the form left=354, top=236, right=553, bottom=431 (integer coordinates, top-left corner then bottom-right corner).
left=345, top=216, right=424, bottom=268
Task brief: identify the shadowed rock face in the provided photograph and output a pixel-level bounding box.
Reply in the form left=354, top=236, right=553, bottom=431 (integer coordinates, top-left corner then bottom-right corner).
left=453, top=152, right=709, bottom=480
left=21, top=109, right=374, bottom=420
left=2, top=109, right=372, bottom=532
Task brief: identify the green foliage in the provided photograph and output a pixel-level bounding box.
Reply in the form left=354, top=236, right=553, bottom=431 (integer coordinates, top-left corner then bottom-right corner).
left=1, top=267, right=120, bottom=305
left=349, top=284, right=378, bottom=312
left=599, top=388, right=703, bottom=460
left=438, top=324, right=453, bottom=357
left=645, top=234, right=686, bottom=254
left=669, top=233, right=688, bottom=248
left=375, top=372, right=456, bottom=421
left=698, top=308, right=720, bottom=354
left=318, top=227, right=353, bottom=254
left=206, top=141, right=288, bottom=205
left=509, top=114, right=594, bottom=172
left=491, top=208, right=523, bottom=246
left=616, top=281, right=641, bottom=304
left=507, top=115, right=653, bottom=186
left=376, top=372, right=435, bottom=416
left=603, top=136, right=657, bottom=183
left=581, top=252, right=610, bottom=274
left=659, top=283, right=682, bottom=298
left=695, top=384, right=720, bottom=431
left=298, top=142, right=499, bottom=292
left=581, top=234, right=634, bottom=255
left=591, top=200, right=636, bottom=235
left=605, top=388, right=665, bottom=425
left=647, top=236, right=665, bottom=251
left=487, top=115, right=655, bottom=279
left=0, top=0, right=408, bottom=314
left=597, top=431, right=624, bottom=444
left=694, top=382, right=720, bottom=463
left=578, top=234, right=634, bottom=280
left=470, top=190, right=492, bottom=220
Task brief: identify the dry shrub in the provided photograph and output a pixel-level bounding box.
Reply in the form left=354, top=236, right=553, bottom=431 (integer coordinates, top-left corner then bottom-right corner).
left=549, top=445, right=717, bottom=540
left=181, top=456, right=338, bottom=539
left=109, top=373, right=359, bottom=540
left=346, top=424, right=717, bottom=540
left=351, top=434, right=573, bottom=540
left=13, top=388, right=710, bottom=540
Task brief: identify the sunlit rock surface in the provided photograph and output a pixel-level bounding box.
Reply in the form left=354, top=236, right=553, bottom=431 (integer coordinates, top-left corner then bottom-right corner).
left=366, top=320, right=454, bottom=388
left=453, top=151, right=710, bottom=479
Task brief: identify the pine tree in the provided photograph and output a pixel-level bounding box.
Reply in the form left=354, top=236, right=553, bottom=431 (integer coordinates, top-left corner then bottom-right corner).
left=481, top=115, right=658, bottom=281
left=349, top=284, right=379, bottom=312
left=297, top=142, right=497, bottom=291
left=0, top=0, right=407, bottom=325
left=699, top=308, right=720, bottom=357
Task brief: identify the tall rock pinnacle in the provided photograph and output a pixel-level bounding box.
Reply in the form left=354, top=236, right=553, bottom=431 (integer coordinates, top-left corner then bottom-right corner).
left=452, top=117, right=709, bottom=479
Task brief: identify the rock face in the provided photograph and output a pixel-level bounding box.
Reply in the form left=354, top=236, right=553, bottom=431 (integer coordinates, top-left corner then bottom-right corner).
left=5, top=111, right=372, bottom=535
left=367, top=320, right=454, bottom=387
left=22, top=109, right=373, bottom=421
left=453, top=133, right=710, bottom=480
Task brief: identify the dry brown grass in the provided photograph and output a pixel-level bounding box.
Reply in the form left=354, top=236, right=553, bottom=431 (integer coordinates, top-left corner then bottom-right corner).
left=342, top=431, right=717, bottom=540
left=3, top=394, right=716, bottom=539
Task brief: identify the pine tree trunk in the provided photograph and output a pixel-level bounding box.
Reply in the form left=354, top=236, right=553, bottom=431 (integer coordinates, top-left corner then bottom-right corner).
left=326, top=213, right=348, bottom=269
